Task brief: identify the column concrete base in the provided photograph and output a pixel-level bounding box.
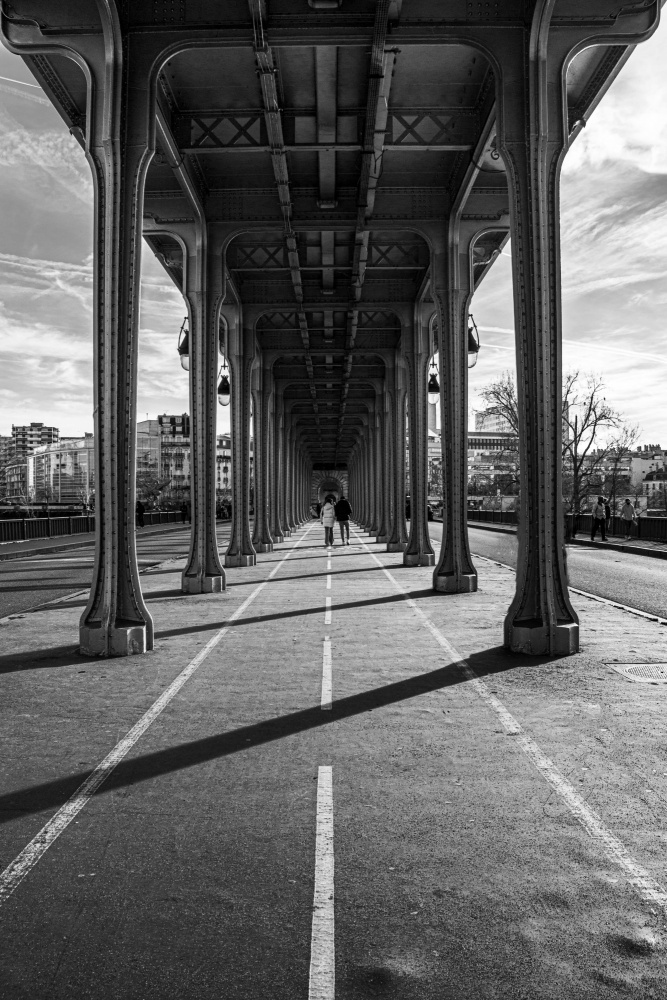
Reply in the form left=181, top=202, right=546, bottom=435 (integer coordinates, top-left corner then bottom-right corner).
left=273, top=533, right=285, bottom=543
left=404, top=552, right=435, bottom=567
left=433, top=572, right=477, bottom=593
left=225, top=553, right=257, bottom=567
left=376, top=533, right=389, bottom=543
left=505, top=620, right=579, bottom=656
left=80, top=622, right=150, bottom=657
left=181, top=573, right=225, bottom=594
left=255, top=542, right=274, bottom=553
left=386, top=541, right=407, bottom=552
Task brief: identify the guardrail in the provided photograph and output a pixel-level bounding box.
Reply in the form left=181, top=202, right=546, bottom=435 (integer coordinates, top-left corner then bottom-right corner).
left=467, top=509, right=517, bottom=526
left=0, top=511, right=185, bottom=544
left=466, top=508, right=667, bottom=543
left=568, top=513, right=667, bottom=543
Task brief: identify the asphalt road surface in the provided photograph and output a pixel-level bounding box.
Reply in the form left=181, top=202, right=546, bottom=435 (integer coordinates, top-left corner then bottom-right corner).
left=0, top=526, right=230, bottom=620
left=427, top=522, right=667, bottom=619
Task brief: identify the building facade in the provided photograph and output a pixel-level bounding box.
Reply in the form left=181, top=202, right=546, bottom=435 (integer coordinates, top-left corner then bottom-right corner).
left=28, top=435, right=95, bottom=504
left=474, top=411, right=514, bottom=434
left=157, top=414, right=191, bottom=500
left=12, top=422, right=59, bottom=459
left=631, top=445, right=665, bottom=487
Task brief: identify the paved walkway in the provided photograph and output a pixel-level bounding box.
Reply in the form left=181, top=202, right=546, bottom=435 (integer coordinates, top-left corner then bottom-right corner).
left=1, top=524, right=667, bottom=998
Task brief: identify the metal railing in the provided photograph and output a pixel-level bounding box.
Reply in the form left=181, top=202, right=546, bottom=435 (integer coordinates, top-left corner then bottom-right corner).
left=568, top=513, right=667, bottom=543
left=466, top=508, right=667, bottom=543
left=467, top=509, right=517, bottom=526
left=0, top=511, right=185, bottom=544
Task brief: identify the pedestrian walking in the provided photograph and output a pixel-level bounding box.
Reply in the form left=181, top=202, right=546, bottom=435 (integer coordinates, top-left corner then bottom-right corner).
left=180, top=501, right=188, bottom=523
left=320, top=496, right=336, bottom=547
left=136, top=499, right=145, bottom=529
left=604, top=498, right=611, bottom=533
left=590, top=496, right=606, bottom=542
left=334, top=494, right=352, bottom=545
left=620, top=498, right=636, bottom=540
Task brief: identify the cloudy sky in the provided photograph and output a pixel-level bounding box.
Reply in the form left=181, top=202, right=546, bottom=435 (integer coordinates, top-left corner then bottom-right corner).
left=0, top=26, right=666, bottom=442
left=469, top=23, right=667, bottom=442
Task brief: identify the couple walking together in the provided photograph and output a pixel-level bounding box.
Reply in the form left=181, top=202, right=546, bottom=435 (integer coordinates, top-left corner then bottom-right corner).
left=590, top=496, right=637, bottom=542
left=320, top=495, right=352, bottom=546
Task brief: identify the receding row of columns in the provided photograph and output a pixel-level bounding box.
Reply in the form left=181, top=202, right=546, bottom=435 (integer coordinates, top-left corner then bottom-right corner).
left=11, top=1, right=657, bottom=657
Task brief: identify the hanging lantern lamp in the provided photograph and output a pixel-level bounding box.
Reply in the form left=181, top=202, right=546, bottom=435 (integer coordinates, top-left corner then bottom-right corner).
left=468, top=314, right=480, bottom=368
left=427, top=359, right=440, bottom=397
left=177, top=317, right=189, bottom=371
left=217, top=360, right=231, bottom=406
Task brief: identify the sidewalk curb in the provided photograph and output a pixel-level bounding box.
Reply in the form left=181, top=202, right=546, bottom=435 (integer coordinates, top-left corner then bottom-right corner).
left=461, top=519, right=667, bottom=561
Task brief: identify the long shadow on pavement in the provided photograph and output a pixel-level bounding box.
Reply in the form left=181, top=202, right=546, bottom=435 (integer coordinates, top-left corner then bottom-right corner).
left=0, top=645, right=560, bottom=825
left=154, top=589, right=423, bottom=639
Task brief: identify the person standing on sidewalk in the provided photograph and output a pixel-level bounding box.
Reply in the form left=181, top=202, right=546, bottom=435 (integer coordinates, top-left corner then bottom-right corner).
left=591, top=496, right=607, bottom=541
left=334, top=494, right=352, bottom=545
left=620, top=498, right=636, bottom=540
left=136, top=499, right=145, bottom=529
left=320, top=496, right=336, bottom=547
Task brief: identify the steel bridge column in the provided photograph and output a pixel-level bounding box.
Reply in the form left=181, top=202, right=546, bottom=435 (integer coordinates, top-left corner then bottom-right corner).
left=367, top=412, right=380, bottom=535
left=79, top=57, right=154, bottom=656
left=277, top=395, right=291, bottom=538
left=404, top=315, right=436, bottom=567
left=362, top=433, right=372, bottom=532
left=432, top=230, right=478, bottom=593
left=269, top=388, right=284, bottom=543
left=225, top=325, right=257, bottom=567
left=285, top=419, right=296, bottom=533
left=251, top=360, right=274, bottom=553
left=496, top=29, right=579, bottom=655
left=386, top=360, right=408, bottom=552
left=181, top=226, right=226, bottom=594
left=357, top=441, right=366, bottom=528
left=374, top=406, right=387, bottom=543
left=375, top=392, right=390, bottom=543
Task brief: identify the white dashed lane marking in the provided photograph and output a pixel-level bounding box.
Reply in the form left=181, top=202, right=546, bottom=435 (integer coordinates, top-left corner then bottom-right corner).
left=324, top=596, right=332, bottom=626
left=308, top=766, right=335, bottom=1000
left=321, top=637, right=332, bottom=710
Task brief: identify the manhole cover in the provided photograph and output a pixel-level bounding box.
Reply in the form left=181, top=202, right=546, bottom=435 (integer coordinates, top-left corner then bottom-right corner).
left=609, top=663, right=667, bottom=684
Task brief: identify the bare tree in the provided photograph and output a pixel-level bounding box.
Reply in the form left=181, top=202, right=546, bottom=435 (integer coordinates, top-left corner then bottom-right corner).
left=603, top=424, right=640, bottom=514
left=478, top=370, right=520, bottom=435
left=477, top=369, right=630, bottom=512
left=136, top=460, right=171, bottom=505
left=562, top=372, right=623, bottom=512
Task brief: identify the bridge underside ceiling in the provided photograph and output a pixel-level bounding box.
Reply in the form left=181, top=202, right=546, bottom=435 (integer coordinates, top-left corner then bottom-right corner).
left=20, top=5, right=637, bottom=470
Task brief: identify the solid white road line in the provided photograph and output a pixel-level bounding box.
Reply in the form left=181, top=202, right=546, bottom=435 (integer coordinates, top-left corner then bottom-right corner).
left=321, top=638, right=332, bottom=710
left=470, top=552, right=667, bottom=626
left=324, top=596, right=332, bottom=626
left=326, top=574, right=331, bottom=590
left=308, top=766, right=335, bottom=1000
left=0, top=526, right=314, bottom=907
left=352, top=530, right=667, bottom=913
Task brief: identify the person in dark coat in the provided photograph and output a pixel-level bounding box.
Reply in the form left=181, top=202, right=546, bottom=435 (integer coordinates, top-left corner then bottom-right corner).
left=591, top=496, right=606, bottom=541
left=334, top=494, right=352, bottom=545
left=136, top=499, right=145, bottom=528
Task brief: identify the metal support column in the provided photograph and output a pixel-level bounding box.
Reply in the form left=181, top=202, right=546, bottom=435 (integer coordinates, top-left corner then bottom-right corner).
left=225, top=325, right=257, bottom=567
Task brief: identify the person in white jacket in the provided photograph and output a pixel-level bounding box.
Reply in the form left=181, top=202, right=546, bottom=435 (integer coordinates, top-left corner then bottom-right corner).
left=320, top=497, right=336, bottom=547
left=620, top=498, right=636, bottom=540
